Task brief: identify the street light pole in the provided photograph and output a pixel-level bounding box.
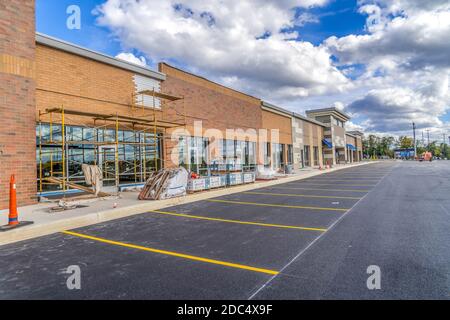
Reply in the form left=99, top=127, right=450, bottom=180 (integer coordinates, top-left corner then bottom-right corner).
left=444, top=133, right=446, bottom=159
left=412, top=122, right=416, bottom=159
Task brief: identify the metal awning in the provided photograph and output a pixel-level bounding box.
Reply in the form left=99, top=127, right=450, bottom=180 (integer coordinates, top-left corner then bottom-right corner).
left=347, top=144, right=357, bottom=151
left=322, top=139, right=333, bottom=148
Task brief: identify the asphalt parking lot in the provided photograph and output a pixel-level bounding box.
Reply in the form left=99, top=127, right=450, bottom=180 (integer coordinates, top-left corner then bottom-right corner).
left=1, top=161, right=449, bottom=299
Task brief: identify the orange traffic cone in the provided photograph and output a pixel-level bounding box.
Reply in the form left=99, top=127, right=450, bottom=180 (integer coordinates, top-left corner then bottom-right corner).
left=1, top=175, right=33, bottom=232
left=8, top=175, right=19, bottom=226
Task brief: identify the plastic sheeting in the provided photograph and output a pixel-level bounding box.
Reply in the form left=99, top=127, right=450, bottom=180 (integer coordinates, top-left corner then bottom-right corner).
left=159, top=167, right=189, bottom=200
left=256, top=165, right=276, bottom=180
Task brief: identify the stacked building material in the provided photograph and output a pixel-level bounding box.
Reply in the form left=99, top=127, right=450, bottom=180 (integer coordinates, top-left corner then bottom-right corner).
left=139, top=168, right=188, bottom=200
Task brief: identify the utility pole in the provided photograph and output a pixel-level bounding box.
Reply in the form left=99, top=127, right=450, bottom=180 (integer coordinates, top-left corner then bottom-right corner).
left=444, top=133, right=447, bottom=159
left=422, top=131, right=424, bottom=146
left=426, top=129, right=430, bottom=148
left=412, top=122, right=417, bottom=158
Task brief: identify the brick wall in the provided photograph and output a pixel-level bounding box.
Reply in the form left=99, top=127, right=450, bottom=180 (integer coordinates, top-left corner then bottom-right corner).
left=36, top=44, right=141, bottom=127
left=0, top=0, right=37, bottom=209
left=158, top=63, right=263, bottom=167
left=261, top=110, right=292, bottom=145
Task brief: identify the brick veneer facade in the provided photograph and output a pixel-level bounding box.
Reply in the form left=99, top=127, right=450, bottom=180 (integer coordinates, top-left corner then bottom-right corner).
left=35, top=44, right=139, bottom=126
left=0, top=0, right=37, bottom=209
left=158, top=63, right=264, bottom=167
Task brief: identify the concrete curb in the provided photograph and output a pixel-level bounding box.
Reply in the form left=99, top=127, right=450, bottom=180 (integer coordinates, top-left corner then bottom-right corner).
left=0, top=162, right=377, bottom=246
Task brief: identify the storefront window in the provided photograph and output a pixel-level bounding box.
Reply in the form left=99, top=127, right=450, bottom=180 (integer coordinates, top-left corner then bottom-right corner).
left=264, top=142, right=271, bottom=167
left=313, top=146, right=319, bottom=166
left=287, top=144, right=293, bottom=165
left=272, top=143, right=284, bottom=170
left=243, top=141, right=256, bottom=171
left=178, top=136, right=209, bottom=175
left=304, top=145, right=310, bottom=167
left=37, top=123, right=161, bottom=192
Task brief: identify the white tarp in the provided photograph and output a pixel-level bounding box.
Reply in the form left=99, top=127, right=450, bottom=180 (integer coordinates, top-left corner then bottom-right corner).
left=159, top=167, right=189, bottom=200
left=256, top=165, right=276, bottom=180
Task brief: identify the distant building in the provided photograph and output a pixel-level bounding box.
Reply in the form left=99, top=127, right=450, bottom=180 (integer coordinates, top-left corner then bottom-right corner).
left=306, top=107, right=353, bottom=165
left=394, top=148, right=415, bottom=159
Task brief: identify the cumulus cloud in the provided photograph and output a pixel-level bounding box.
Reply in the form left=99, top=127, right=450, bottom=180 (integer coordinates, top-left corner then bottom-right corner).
left=325, top=1, right=450, bottom=71
left=115, top=52, right=147, bottom=66
left=96, top=0, right=449, bottom=137
left=94, top=0, right=348, bottom=99
left=323, top=0, right=450, bottom=135
left=346, top=72, right=449, bottom=132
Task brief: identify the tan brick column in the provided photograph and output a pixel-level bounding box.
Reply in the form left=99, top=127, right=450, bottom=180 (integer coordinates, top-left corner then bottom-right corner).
left=317, top=126, right=323, bottom=167
left=0, top=0, right=37, bottom=209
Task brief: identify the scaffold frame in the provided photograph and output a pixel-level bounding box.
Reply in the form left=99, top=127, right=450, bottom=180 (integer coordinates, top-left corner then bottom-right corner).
left=37, top=89, right=186, bottom=198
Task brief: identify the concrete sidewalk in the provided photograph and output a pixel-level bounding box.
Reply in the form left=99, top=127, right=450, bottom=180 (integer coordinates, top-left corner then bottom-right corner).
left=0, top=162, right=375, bottom=246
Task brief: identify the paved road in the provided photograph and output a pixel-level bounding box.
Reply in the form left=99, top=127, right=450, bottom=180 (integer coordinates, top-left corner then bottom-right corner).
left=0, top=161, right=449, bottom=299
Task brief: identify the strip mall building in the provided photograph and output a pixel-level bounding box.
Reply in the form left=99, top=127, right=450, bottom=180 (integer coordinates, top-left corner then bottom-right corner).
left=0, top=1, right=363, bottom=209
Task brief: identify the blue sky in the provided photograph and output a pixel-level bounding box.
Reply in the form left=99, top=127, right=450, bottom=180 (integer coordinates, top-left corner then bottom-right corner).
left=36, top=0, right=118, bottom=54
left=36, top=0, right=366, bottom=64
left=293, top=0, right=366, bottom=45
left=36, top=0, right=450, bottom=137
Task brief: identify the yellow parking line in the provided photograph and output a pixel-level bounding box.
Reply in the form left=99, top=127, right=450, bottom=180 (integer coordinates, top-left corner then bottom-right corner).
left=270, top=186, right=370, bottom=193
left=328, top=176, right=383, bottom=178
left=150, top=210, right=327, bottom=232
left=289, top=183, right=376, bottom=187
left=243, top=191, right=361, bottom=200
left=62, top=231, right=279, bottom=275
left=309, top=179, right=379, bottom=182
left=206, top=199, right=348, bottom=212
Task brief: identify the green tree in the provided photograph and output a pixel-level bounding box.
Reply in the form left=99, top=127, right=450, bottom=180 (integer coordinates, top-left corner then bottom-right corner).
left=380, top=136, right=395, bottom=157
left=440, top=143, right=450, bottom=159
left=362, top=134, right=395, bottom=158
left=397, top=136, right=413, bottom=149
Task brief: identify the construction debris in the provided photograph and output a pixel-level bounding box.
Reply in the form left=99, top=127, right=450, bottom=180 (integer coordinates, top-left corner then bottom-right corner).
left=49, top=200, right=88, bottom=212
left=44, top=177, right=110, bottom=198
left=256, top=165, right=277, bottom=180
left=138, top=168, right=188, bottom=200
left=82, top=164, right=103, bottom=196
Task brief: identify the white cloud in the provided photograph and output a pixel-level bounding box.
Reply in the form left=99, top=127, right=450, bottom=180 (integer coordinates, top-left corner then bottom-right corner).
left=323, top=0, right=450, bottom=135
left=345, top=121, right=364, bottom=132
left=115, top=52, right=147, bottom=66
left=95, top=0, right=347, bottom=100
left=294, top=12, right=320, bottom=26
left=97, top=0, right=450, bottom=137
left=325, top=2, right=450, bottom=71
left=346, top=72, right=449, bottom=132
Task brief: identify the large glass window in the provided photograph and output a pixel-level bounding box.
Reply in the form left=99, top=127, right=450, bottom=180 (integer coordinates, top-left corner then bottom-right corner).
left=304, top=145, right=311, bottom=167
left=263, top=142, right=271, bottom=167
left=287, top=144, right=293, bottom=165
left=178, top=136, right=209, bottom=175
left=272, top=143, right=285, bottom=170
left=313, top=146, right=319, bottom=166
left=37, top=123, right=161, bottom=192
left=243, top=141, right=256, bottom=171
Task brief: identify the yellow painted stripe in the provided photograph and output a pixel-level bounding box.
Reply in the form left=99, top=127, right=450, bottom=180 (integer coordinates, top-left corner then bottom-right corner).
left=150, top=210, right=327, bottom=232
left=270, top=186, right=370, bottom=193
left=327, top=176, right=383, bottom=178
left=62, top=231, right=278, bottom=275
left=206, top=199, right=348, bottom=212
left=243, top=191, right=361, bottom=200
left=291, top=183, right=376, bottom=187
left=309, top=179, right=379, bottom=182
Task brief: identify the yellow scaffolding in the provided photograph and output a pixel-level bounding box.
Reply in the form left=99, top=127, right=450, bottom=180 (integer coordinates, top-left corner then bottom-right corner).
left=38, top=90, right=186, bottom=198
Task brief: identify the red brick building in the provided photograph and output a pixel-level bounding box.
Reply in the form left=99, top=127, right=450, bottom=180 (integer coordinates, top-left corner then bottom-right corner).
left=0, top=1, right=364, bottom=210
left=0, top=0, right=37, bottom=208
